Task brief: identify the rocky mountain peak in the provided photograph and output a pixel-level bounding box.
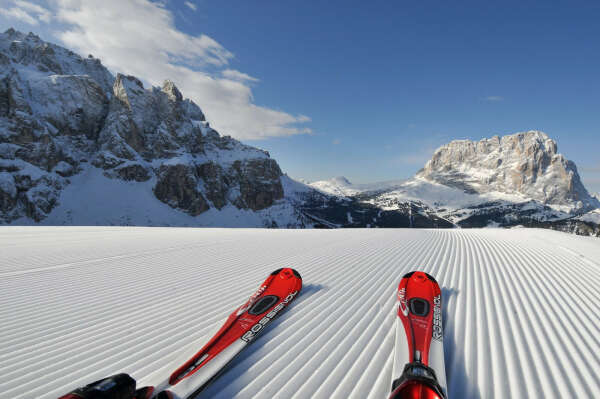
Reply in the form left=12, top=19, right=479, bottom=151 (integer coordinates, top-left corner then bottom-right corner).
left=1, top=29, right=114, bottom=95
left=417, top=130, right=596, bottom=212
left=0, top=29, right=286, bottom=224
left=162, top=80, right=183, bottom=103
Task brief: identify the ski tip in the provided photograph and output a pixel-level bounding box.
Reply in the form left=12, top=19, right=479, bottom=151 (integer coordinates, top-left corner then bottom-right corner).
left=271, top=268, right=302, bottom=280
left=402, top=270, right=438, bottom=285
left=291, top=268, right=302, bottom=279
left=424, top=272, right=438, bottom=284
left=402, top=271, right=415, bottom=279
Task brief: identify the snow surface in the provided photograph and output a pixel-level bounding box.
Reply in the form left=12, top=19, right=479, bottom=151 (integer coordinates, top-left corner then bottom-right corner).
left=2, top=227, right=600, bottom=399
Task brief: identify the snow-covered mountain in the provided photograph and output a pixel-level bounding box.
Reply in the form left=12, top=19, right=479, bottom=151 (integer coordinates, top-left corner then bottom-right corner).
left=300, top=132, right=599, bottom=235
left=309, top=176, right=407, bottom=197
left=417, top=131, right=597, bottom=212
left=309, top=176, right=356, bottom=196
left=0, top=29, right=306, bottom=227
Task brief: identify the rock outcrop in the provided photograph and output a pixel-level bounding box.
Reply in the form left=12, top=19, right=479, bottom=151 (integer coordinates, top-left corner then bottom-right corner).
left=0, top=29, right=284, bottom=223
left=417, top=131, right=597, bottom=212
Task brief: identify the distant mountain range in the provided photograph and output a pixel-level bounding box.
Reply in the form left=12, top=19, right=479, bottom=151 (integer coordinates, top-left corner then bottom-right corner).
left=0, top=29, right=598, bottom=236
left=300, top=131, right=599, bottom=235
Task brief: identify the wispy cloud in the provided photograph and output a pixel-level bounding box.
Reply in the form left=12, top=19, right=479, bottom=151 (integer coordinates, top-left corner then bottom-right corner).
left=222, top=69, right=259, bottom=83
left=483, top=95, right=504, bottom=102
left=0, top=1, right=52, bottom=25
left=296, top=114, right=311, bottom=123
left=184, top=1, right=197, bottom=11
left=3, top=0, right=311, bottom=140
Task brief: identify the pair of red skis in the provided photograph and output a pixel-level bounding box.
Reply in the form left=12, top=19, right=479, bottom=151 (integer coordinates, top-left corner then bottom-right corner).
left=60, top=269, right=446, bottom=399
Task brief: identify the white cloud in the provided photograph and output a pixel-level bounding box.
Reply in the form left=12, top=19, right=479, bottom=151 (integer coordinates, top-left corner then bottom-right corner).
left=15, top=0, right=310, bottom=140
left=0, top=1, right=52, bottom=25
left=184, top=1, right=197, bottom=11
left=483, top=96, right=504, bottom=102
left=0, top=7, right=37, bottom=25
left=296, top=114, right=311, bottom=123
left=222, top=69, right=259, bottom=82
left=15, top=1, right=52, bottom=22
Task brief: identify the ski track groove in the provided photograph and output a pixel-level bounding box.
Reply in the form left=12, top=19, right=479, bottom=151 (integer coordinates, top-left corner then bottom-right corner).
left=493, top=234, right=568, bottom=398
left=477, top=233, right=527, bottom=398
left=1, top=228, right=599, bottom=399
left=489, top=235, right=551, bottom=398
left=509, top=239, right=597, bottom=397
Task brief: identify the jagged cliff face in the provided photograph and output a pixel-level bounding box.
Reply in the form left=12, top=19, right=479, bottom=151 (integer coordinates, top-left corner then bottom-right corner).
left=416, top=131, right=596, bottom=211
left=0, top=29, right=284, bottom=223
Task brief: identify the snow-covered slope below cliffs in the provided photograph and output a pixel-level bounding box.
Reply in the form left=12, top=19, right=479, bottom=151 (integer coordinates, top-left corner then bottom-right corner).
left=2, top=227, right=600, bottom=399
left=310, top=176, right=358, bottom=197
left=309, top=176, right=407, bottom=197
left=0, top=29, right=300, bottom=227
left=367, top=177, right=571, bottom=224
left=417, top=130, right=599, bottom=213
left=578, top=208, right=600, bottom=225
left=10, top=167, right=304, bottom=228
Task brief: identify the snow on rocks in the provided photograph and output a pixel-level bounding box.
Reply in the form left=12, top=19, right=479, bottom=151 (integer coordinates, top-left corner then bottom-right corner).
left=417, top=131, right=597, bottom=212
left=0, top=29, right=288, bottom=224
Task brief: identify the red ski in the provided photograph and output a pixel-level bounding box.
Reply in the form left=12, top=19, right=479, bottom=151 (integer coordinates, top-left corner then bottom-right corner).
left=390, top=271, right=447, bottom=399
left=155, top=268, right=302, bottom=398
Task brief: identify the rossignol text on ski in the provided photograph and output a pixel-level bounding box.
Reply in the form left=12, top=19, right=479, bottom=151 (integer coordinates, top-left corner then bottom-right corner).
left=59, top=268, right=302, bottom=399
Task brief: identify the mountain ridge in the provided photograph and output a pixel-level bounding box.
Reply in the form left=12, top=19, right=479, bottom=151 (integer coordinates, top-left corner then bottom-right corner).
left=0, top=29, right=598, bottom=236
left=0, top=28, right=305, bottom=227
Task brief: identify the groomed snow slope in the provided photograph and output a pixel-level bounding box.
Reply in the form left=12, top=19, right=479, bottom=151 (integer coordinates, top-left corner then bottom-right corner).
left=1, top=227, right=599, bottom=399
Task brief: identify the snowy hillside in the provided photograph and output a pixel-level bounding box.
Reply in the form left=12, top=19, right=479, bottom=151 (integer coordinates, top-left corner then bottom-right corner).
left=2, top=227, right=599, bottom=398
left=309, top=177, right=407, bottom=197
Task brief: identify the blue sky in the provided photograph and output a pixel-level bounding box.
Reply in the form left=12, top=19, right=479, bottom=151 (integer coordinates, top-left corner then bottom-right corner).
left=1, top=0, right=599, bottom=192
